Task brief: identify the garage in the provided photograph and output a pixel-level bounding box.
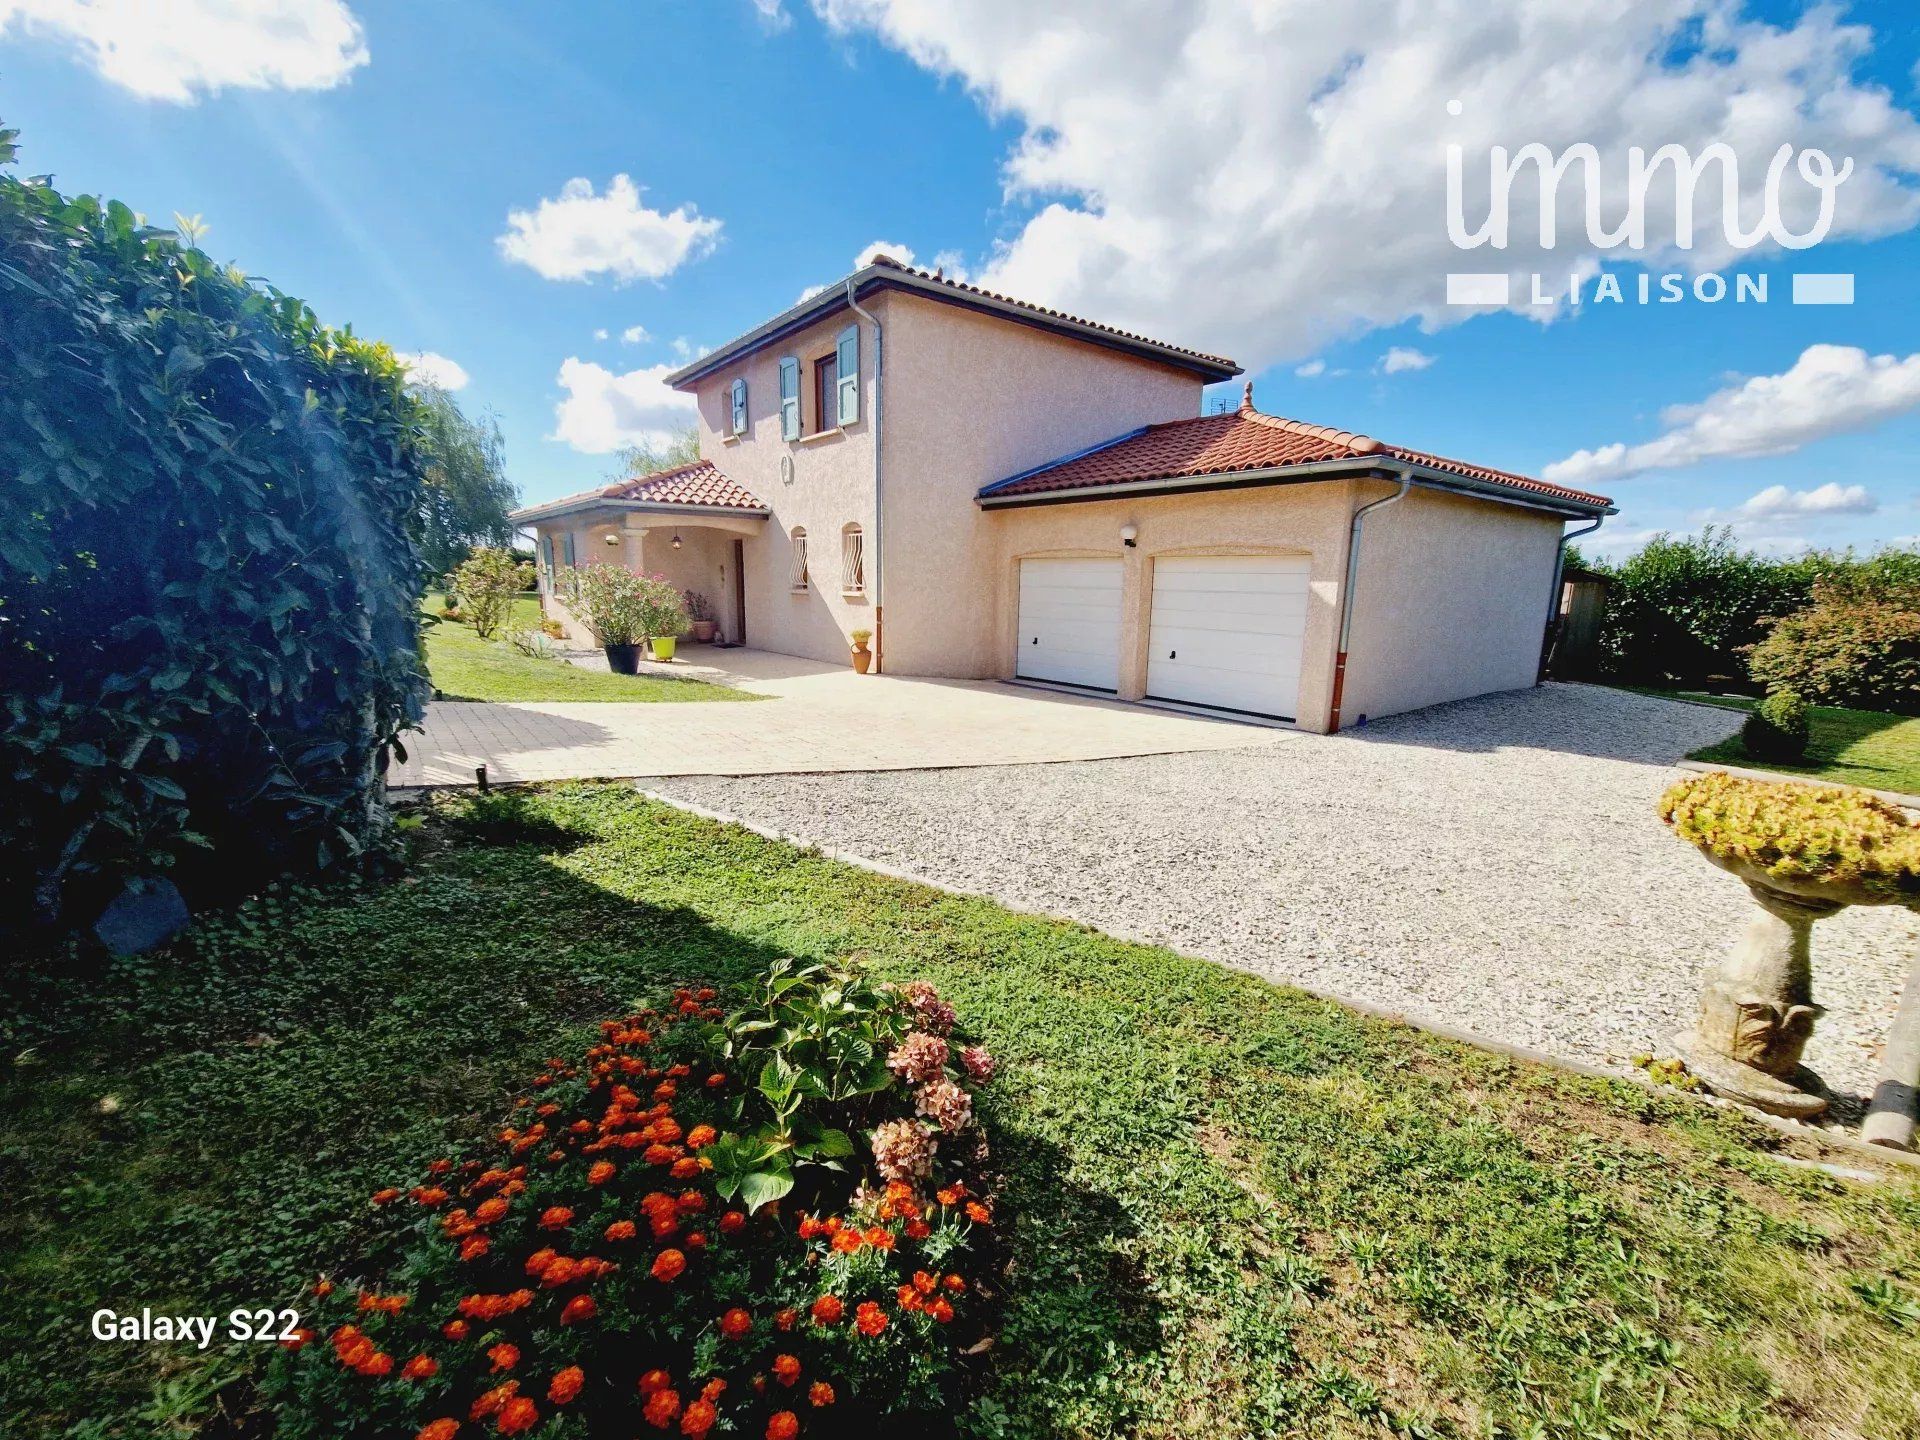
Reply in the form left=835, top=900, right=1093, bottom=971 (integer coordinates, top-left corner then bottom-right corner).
left=1016, top=557, right=1122, bottom=691
left=1146, top=554, right=1308, bottom=720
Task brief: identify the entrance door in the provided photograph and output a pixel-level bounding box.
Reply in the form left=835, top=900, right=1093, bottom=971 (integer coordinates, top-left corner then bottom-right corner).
left=1015, top=558, right=1123, bottom=691
left=731, top=538, right=747, bottom=647
left=1146, top=555, right=1308, bottom=720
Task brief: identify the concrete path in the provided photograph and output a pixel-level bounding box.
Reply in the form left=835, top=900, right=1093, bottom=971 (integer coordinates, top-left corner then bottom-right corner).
left=388, top=646, right=1284, bottom=786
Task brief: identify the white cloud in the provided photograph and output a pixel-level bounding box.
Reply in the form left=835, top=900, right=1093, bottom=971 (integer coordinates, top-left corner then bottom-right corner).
left=620, top=324, right=650, bottom=345
left=1734, top=482, right=1877, bottom=520
left=749, top=0, right=791, bottom=31
left=394, top=351, right=470, bottom=392
left=551, top=359, right=697, bottom=454
left=1379, top=346, right=1433, bottom=375
left=854, top=240, right=915, bottom=269
left=810, top=1, right=1920, bottom=369
left=0, top=0, right=368, bottom=102
left=1294, top=360, right=1326, bottom=378
left=1546, top=344, right=1920, bottom=487
left=498, top=176, right=721, bottom=284
left=592, top=328, right=609, bottom=341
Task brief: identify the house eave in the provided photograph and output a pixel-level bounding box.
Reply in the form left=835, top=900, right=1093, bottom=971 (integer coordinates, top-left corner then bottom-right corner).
left=508, top=497, right=772, bottom=526
left=663, top=264, right=1242, bottom=390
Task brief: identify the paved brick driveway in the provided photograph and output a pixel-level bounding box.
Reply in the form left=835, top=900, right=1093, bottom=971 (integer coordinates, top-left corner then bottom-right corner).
left=387, top=648, right=1285, bottom=786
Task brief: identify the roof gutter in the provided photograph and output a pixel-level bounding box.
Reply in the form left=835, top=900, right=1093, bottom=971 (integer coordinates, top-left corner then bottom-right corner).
left=507, top=497, right=772, bottom=525
left=1327, top=471, right=1413, bottom=732
left=846, top=277, right=886, bottom=673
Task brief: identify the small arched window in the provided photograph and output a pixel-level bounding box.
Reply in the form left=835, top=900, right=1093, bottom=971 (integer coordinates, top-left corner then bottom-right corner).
left=840, top=523, right=865, bottom=595
left=789, top=527, right=809, bottom=591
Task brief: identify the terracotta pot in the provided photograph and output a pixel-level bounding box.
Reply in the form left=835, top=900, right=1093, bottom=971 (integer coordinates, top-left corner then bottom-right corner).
left=604, top=643, right=642, bottom=675
left=851, top=646, right=872, bottom=674
left=690, top=620, right=717, bottom=644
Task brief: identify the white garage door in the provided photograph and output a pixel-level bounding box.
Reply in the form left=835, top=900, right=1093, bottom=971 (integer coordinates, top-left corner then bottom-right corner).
left=1017, top=557, right=1122, bottom=691
left=1146, top=555, right=1309, bottom=720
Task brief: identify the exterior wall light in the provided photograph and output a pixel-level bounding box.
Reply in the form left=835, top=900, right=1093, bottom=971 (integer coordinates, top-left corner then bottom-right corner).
left=1120, top=524, right=1138, bottom=548
left=671, top=534, right=683, bottom=548
left=604, top=532, right=619, bottom=546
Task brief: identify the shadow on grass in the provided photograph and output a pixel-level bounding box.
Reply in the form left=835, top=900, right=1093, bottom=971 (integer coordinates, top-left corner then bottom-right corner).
left=0, top=801, right=1163, bottom=1440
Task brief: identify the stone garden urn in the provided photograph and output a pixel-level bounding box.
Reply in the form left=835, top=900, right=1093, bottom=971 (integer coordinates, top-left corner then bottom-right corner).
left=1660, top=772, right=1920, bottom=1120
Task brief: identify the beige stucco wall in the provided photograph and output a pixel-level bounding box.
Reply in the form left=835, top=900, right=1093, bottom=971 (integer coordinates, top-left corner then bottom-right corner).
left=984, top=480, right=1359, bottom=732
left=530, top=513, right=755, bottom=648
left=877, top=294, right=1206, bottom=677
left=1337, top=484, right=1563, bottom=724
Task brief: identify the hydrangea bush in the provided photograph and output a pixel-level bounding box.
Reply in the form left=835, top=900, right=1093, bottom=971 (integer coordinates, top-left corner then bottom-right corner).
left=268, top=967, right=1000, bottom=1437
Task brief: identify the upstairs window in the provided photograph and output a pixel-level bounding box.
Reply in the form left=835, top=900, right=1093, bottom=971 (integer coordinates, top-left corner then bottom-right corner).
left=840, top=523, right=865, bottom=595
left=812, top=355, right=836, bottom=434
left=778, top=356, right=800, bottom=440
left=729, top=377, right=748, bottom=437
left=789, top=527, right=809, bottom=591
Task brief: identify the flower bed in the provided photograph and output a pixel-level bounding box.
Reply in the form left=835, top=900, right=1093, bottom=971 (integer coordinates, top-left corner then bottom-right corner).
left=268, top=964, right=998, bottom=1437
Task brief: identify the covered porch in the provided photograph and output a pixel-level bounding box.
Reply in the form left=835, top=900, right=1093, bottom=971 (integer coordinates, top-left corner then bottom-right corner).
left=508, top=461, right=769, bottom=649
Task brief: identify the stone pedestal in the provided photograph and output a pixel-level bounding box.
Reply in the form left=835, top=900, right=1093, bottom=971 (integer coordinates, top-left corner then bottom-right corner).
left=1675, top=876, right=1837, bottom=1119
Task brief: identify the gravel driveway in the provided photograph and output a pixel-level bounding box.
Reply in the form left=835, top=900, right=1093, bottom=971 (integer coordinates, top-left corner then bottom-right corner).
left=647, top=683, right=1918, bottom=1106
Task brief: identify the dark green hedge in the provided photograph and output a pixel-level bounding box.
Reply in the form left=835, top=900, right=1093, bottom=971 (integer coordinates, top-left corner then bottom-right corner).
left=0, top=138, right=430, bottom=935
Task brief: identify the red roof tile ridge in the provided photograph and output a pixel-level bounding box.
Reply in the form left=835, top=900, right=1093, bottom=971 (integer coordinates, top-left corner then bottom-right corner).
left=1246, top=410, right=1383, bottom=456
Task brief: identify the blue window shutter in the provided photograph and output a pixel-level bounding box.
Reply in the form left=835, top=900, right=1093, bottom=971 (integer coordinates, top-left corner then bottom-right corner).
left=541, top=534, right=555, bottom=577
left=778, top=357, right=800, bottom=440
left=562, top=532, right=576, bottom=567
left=836, top=324, right=860, bottom=426
left=730, top=377, right=748, bottom=436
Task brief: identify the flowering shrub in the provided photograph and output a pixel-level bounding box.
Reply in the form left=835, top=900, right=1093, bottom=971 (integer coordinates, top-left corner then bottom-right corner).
left=269, top=969, right=999, bottom=1436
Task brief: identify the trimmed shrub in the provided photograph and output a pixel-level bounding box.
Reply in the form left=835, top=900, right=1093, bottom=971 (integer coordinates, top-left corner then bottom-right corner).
left=450, top=547, right=534, bottom=640
left=1749, top=590, right=1920, bottom=715
left=268, top=966, right=1002, bottom=1436
left=1658, top=771, right=1920, bottom=902
left=0, top=137, right=429, bottom=933
left=1741, top=689, right=1809, bottom=762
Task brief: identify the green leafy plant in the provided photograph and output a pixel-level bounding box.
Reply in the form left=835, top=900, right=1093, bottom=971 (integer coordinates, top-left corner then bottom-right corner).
left=1658, top=771, right=1920, bottom=900
left=1750, top=586, right=1920, bottom=715
left=1742, top=689, right=1810, bottom=761
left=683, top=589, right=715, bottom=623
left=0, top=124, right=429, bottom=934
left=448, top=547, right=533, bottom=640
left=560, top=565, right=651, bottom=647
left=638, top=574, right=690, bottom=642
left=851, top=629, right=872, bottom=648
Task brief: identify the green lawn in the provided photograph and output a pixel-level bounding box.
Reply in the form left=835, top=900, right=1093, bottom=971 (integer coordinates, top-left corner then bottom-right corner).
left=6, top=786, right=1920, bottom=1438
left=422, top=594, right=755, bottom=704
left=1625, top=687, right=1920, bottom=795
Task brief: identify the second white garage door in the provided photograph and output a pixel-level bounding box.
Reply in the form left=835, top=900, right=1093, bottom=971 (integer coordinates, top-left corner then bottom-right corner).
left=1017, top=557, right=1122, bottom=691
left=1146, top=555, right=1309, bottom=720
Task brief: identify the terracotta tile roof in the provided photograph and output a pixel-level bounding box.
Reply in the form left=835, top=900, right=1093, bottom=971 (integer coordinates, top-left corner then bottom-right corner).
left=979, top=392, right=1613, bottom=512
left=511, top=460, right=765, bottom=521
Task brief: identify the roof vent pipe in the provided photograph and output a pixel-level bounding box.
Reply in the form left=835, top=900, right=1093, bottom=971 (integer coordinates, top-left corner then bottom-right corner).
left=1327, top=471, right=1412, bottom=732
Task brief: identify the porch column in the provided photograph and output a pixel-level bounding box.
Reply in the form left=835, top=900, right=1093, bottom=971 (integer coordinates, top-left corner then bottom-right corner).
left=622, top=517, right=647, bottom=573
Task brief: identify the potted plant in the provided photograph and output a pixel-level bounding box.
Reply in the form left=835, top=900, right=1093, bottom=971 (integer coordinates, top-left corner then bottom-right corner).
left=639, top=575, right=690, bottom=662
left=559, top=564, right=649, bottom=673
left=850, top=628, right=873, bottom=674
left=684, top=588, right=718, bottom=644
left=1659, top=771, right=1920, bottom=1117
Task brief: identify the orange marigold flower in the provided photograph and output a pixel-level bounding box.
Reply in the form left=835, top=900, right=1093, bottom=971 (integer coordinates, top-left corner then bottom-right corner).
left=497, top=1396, right=539, bottom=1436
left=638, top=1368, right=672, bottom=1395
left=459, top=1236, right=491, bottom=1262
left=831, top=1229, right=864, bottom=1255
left=651, top=1249, right=687, bottom=1282
left=401, top=1354, right=439, bottom=1381
left=796, top=1213, right=824, bottom=1239
left=897, top=1284, right=920, bottom=1311
left=280, top=1328, right=314, bottom=1352
left=935, top=1187, right=961, bottom=1206
left=474, top=1198, right=509, bottom=1225
left=605, top=1219, right=638, bottom=1242
left=808, top=1381, right=834, bottom=1408
left=548, top=1366, right=584, bottom=1404
left=560, top=1294, right=597, bottom=1326
left=358, top=1351, right=395, bottom=1377
left=854, top=1301, right=887, bottom=1337
left=314, top=1278, right=334, bottom=1298
left=771, top=1353, right=801, bottom=1386
left=538, top=1206, right=574, bottom=1230
left=427, top=1159, right=453, bottom=1175
left=525, top=1248, right=557, bottom=1278
left=669, top=1157, right=702, bottom=1180
left=700, top=1378, right=727, bottom=1403
left=965, top=1202, right=990, bottom=1224
left=676, top=1190, right=705, bottom=1213
left=685, top=1124, right=717, bottom=1150
left=488, top=1343, right=520, bottom=1372
left=766, top=1411, right=799, bottom=1440
left=417, top=1420, right=459, bottom=1440
left=443, top=1319, right=471, bottom=1341
left=865, top=1226, right=894, bottom=1251
left=719, top=1307, right=752, bottom=1340
left=470, top=1381, right=518, bottom=1421
left=654, top=1081, right=677, bottom=1101
left=587, top=1160, right=616, bottom=1187
left=413, top=1186, right=449, bottom=1207
left=913, top=1270, right=938, bottom=1294
left=705, top=1073, right=726, bottom=1089
left=773, top=1306, right=797, bottom=1332
left=719, top=1210, right=746, bottom=1235
left=686, top=1231, right=708, bottom=1250
left=372, top=1187, right=403, bottom=1206
left=904, top=1218, right=931, bottom=1240
left=679, top=1399, right=718, bottom=1437
left=650, top=1211, right=681, bottom=1240
left=808, top=1295, right=843, bottom=1326
left=642, top=1387, right=682, bottom=1428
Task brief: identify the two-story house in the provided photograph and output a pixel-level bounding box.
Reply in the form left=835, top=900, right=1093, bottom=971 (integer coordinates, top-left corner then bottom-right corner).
left=510, top=254, right=1613, bottom=733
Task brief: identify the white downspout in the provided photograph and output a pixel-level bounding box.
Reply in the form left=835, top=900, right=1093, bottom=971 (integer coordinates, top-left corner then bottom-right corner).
left=846, top=279, right=884, bottom=672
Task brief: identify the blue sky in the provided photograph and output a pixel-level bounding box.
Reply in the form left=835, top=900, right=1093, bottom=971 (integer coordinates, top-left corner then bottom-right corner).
left=3, top=0, right=1917, bottom=556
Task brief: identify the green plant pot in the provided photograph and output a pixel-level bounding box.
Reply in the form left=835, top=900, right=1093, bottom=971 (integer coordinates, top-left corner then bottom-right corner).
left=650, top=636, right=677, bottom=662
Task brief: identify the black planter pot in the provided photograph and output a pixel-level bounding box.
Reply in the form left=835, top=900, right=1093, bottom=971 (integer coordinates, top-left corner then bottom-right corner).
left=604, top=642, right=642, bottom=675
